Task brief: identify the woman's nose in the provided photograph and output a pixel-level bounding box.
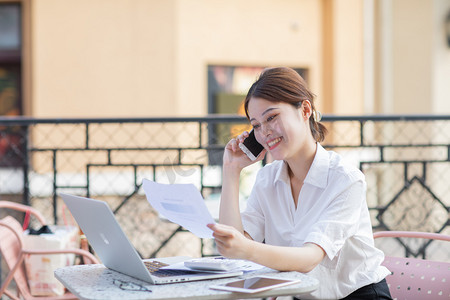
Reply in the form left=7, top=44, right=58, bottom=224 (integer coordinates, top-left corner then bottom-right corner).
left=261, top=122, right=272, bottom=136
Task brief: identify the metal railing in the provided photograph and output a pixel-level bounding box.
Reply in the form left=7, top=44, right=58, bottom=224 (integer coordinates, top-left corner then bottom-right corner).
left=0, top=115, right=449, bottom=260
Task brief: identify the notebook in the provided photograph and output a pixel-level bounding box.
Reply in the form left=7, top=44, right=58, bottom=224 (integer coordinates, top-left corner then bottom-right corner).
left=60, top=193, right=243, bottom=284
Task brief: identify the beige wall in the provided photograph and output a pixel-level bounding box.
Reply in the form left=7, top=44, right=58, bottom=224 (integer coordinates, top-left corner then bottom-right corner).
left=392, top=0, right=433, bottom=114
left=330, top=0, right=364, bottom=115
left=32, top=0, right=177, bottom=117
left=374, top=0, right=450, bottom=115
left=26, top=0, right=449, bottom=118
left=174, top=0, right=324, bottom=115
left=433, top=0, right=450, bottom=113
left=30, top=0, right=331, bottom=118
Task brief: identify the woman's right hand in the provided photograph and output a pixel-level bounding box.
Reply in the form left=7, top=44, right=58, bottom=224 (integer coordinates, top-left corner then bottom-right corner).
left=223, top=131, right=266, bottom=172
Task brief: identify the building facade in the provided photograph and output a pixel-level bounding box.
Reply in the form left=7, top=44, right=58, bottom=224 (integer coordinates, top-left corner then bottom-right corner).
left=1, top=0, right=449, bottom=119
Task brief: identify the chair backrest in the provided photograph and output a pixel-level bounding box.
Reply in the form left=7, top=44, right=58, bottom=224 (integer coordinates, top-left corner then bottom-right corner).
left=0, top=216, right=33, bottom=299
left=374, top=231, right=450, bottom=300
left=0, top=200, right=47, bottom=225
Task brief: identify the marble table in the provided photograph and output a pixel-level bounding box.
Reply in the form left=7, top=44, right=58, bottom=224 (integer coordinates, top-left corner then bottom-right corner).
left=55, top=264, right=319, bottom=300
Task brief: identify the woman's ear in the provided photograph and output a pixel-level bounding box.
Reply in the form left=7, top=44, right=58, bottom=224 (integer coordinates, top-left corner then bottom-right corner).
left=300, top=100, right=313, bottom=120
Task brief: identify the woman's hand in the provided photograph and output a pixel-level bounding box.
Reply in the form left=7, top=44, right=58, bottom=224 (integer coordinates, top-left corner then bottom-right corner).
left=223, top=131, right=266, bottom=172
left=207, top=223, right=252, bottom=260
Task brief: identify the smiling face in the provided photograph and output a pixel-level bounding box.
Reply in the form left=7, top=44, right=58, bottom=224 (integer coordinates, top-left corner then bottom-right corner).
left=248, top=97, right=313, bottom=161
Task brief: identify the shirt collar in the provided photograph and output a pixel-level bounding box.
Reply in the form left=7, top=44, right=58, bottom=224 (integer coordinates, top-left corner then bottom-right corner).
left=304, top=143, right=329, bottom=188
left=274, top=143, right=329, bottom=188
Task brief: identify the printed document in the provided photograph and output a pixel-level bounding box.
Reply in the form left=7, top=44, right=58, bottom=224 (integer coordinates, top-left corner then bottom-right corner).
left=142, top=179, right=216, bottom=238
left=161, top=258, right=266, bottom=273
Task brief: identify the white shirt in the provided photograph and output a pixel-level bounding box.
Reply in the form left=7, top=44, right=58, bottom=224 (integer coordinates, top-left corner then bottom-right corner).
left=241, top=144, right=390, bottom=299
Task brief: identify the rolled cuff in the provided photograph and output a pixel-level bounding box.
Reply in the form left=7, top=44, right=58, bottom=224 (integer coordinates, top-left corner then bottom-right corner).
left=242, top=217, right=264, bottom=242
left=305, top=231, right=341, bottom=267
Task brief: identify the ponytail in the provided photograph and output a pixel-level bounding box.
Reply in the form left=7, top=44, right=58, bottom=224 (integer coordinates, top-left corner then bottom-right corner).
left=309, top=110, right=327, bottom=142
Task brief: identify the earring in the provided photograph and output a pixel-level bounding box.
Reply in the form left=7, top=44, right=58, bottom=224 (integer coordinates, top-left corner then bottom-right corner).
left=312, top=110, right=322, bottom=122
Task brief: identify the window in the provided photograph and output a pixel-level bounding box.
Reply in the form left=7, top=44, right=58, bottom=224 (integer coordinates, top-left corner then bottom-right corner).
left=207, top=65, right=307, bottom=164
left=0, top=3, right=21, bottom=115
left=0, top=3, right=23, bottom=167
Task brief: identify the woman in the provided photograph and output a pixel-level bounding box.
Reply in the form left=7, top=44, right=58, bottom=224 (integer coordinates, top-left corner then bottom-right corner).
left=207, top=67, right=391, bottom=299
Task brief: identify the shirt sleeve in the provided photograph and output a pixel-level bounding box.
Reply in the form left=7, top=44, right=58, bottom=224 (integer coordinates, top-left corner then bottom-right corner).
left=304, top=172, right=367, bottom=262
left=241, top=183, right=266, bottom=243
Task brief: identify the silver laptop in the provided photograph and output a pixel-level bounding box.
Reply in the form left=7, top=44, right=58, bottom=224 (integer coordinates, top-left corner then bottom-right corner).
left=60, top=193, right=243, bottom=284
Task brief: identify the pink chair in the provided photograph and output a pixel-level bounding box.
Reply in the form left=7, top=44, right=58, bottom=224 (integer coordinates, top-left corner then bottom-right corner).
left=374, top=231, right=450, bottom=300
left=0, top=216, right=100, bottom=300
left=0, top=200, right=47, bottom=226
left=0, top=200, right=100, bottom=300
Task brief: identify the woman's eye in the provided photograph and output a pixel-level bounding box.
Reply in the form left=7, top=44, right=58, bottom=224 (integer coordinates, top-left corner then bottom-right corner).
left=252, top=124, right=260, bottom=130
left=267, top=114, right=278, bottom=122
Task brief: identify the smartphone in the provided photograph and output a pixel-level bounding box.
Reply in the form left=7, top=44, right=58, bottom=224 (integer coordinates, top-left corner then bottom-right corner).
left=238, top=129, right=264, bottom=161
left=210, top=276, right=302, bottom=294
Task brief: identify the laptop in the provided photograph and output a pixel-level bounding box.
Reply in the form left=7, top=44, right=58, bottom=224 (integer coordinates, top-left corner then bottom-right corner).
left=60, top=193, right=243, bottom=284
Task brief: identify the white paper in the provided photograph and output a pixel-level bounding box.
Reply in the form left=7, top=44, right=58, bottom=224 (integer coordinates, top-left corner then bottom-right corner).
left=142, top=179, right=216, bottom=238
left=160, top=261, right=228, bottom=273
left=161, top=258, right=265, bottom=273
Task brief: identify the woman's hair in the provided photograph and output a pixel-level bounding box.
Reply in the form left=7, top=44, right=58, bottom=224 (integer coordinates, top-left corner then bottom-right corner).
left=244, top=67, right=327, bottom=142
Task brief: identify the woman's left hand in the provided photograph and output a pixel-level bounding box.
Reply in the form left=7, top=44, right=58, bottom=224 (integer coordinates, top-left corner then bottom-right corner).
left=207, top=223, right=251, bottom=260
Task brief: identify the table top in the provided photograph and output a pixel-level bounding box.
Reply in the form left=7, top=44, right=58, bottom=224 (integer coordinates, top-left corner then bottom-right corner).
left=55, top=264, right=319, bottom=300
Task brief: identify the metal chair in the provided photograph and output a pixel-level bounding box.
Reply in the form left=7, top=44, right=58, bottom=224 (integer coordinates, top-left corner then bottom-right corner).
left=0, top=200, right=100, bottom=300
left=0, top=200, right=94, bottom=265
left=0, top=200, right=47, bottom=225
left=374, top=231, right=450, bottom=300
left=0, top=216, right=99, bottom=300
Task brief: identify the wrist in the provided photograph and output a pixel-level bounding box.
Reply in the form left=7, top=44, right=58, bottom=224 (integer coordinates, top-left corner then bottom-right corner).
left=222, top=163, right=242, bottom=177
left=243, top=239, right=256, bottom=261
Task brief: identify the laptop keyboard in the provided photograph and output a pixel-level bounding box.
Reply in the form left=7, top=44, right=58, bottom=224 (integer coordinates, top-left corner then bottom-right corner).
left=143, top=260, right=197, bottom=277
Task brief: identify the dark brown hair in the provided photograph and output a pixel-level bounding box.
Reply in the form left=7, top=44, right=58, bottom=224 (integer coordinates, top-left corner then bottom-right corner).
left=244, top=67, right=327, bottom=142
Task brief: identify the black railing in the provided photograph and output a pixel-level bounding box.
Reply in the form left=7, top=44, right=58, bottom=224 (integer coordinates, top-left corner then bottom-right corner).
left=0, top=115, right=449, bottom=260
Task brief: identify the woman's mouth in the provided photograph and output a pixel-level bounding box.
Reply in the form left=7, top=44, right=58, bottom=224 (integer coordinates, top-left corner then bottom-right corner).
left=267, top=137, right=282, bottom=150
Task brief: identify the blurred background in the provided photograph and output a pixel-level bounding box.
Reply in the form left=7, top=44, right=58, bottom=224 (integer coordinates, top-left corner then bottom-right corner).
left=1, top=0, right=449, bottom=263
left=1, top=0, right=450, bottom=118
